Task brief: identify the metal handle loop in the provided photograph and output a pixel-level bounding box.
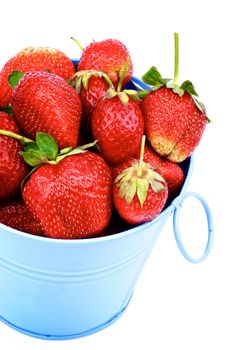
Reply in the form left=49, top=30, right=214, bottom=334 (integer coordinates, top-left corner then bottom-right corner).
left=173, top=192, right=214, bottom=264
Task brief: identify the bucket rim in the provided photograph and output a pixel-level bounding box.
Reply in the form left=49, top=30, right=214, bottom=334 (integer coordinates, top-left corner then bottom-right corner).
left=0, top=154, right=194, bottom=245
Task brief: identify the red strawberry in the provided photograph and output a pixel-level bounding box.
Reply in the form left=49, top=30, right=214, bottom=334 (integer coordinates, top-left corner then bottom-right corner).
left=0, top=200, right=43, bottom=236
left=78, top=39, right=133, bottom=87
left=0, top=57, right=16, bottom=108
left=0, top=47, right=75, bottom=107
left=141, top=87, right=207, bottom=162
left=22, top=151, right=112, bottom=239
left=80, top=76, right=108, bottom=126
left=112, top=143, right=184, bottom=200
left=113, top=136, right=168, bottom=225
left=0, top=112, right=29, bottom=201
left=141, top=33, right=208, bottom=162
left=92, top=94, right=144, bottom=165
left=71, top=71, right=110, bottom=137
left=11, top=72, right=82, bottom=149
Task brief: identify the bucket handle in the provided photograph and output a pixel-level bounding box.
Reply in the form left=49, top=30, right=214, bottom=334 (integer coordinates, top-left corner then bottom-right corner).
left=172, top=192, right=214, bottom=264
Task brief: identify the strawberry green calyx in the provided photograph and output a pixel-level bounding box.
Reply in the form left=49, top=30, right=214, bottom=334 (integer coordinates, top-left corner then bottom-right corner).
left=0, top=106, right=13, bottom=115
left=71, top=70, right=114, bottom=93
left=8, top=70, right=24, bottom=89
left=0, top=129, right=97, bottom=167
left=105, top=57, right=142, bottom=106
left=141, top=66, right=170, bottom=90
left=114, top=135, right=166, bottom=207
left=141, top=33, right=210, bottom=122
left=106, top=87, right=141, bottom=106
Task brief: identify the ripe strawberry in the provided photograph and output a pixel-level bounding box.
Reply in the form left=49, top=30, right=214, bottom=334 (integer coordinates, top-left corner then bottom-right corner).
left=112, top=143, right=184, bottom=200
left=142, top=144, right=184, bottom=199
left=0, top=200, right=43, bottom=236
left=141, top=33, right=208, bottom=162
left=141, top=87, right=207, bottom=162
left=92, top=92, right=144, bottom=165
left=71, top=71, right=111, bottom=137
left=0, top=47, right=75, bottom=107
left=80, top=76, right=108, bottom=128
left=78, top=39, right=133, bottom=87
left=113, top=136, right=168, bottom=225
left=22, top=150, right=112, bottom=239
left=0, top=57, right=16, bottom=108
left=0, top=111, right=29, bottom=201
left=11, top=72, right=82, bottom=149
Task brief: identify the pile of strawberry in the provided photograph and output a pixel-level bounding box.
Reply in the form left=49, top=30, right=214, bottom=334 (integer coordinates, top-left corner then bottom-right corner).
left=0, top=34, right=209, bottom=239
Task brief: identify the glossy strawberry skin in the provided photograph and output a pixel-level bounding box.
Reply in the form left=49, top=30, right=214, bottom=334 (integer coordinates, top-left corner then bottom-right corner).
left=140, top=144, right=184, bottom=199
left=0, top=200, right=43, bottom=236
left=0, top=57, right=16, bottom=108
left=112, top=143, right=184, bottom=200
left=113, top=179, right=168, bottom=225
left=80, top=76, right=108, bottom=136
left=0, top=112, right=29, bottom=201
left=92, top=97, right=144, bottom=165
left=78, top=39, right=133, bottom=87
left=12, top=72, right=82, bottom=149
left=141, top=87, right=207, bottom=162
left=0, top=47, right=75, bottom=108
left=22, top=151, right=112, bottom=239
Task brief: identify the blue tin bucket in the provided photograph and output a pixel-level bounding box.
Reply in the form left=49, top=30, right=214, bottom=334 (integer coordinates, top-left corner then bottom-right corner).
left=0, top=74, right=214, bottom=340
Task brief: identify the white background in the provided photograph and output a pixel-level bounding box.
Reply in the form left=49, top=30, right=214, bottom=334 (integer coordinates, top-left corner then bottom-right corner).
left=0, top=0, right=233, bottom=349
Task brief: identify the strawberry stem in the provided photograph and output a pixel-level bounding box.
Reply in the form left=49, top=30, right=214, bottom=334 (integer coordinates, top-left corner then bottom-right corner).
left=174, top=32, right=179, bottom=86
left=137, top=135, right=146, bottom=177
left=117, top=56, right=130, bottom=93
left=0, top=129, right=33, bottom=143
left=70, top=37, right=83, bottom=51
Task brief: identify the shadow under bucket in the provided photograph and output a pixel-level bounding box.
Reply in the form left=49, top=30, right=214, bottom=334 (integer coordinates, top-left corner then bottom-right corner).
left=0, top=75, right=214, bottom=340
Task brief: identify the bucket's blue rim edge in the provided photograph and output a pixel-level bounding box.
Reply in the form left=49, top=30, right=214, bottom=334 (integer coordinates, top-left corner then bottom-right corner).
left=0, top=154, right=194, bottom=245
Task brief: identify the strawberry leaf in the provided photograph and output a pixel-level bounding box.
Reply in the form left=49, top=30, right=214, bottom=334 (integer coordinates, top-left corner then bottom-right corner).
left=0, top=106, right=13, bottom=115
left=115, top=150, right=167, bottom=208
left=66, top=78, right=73, bottom=86
left=151, top=82, right=164, bottom=91
left=172, top=85, right=184, bottom=97
left=191, top=95, right=211, bottom=122
left=180, top=80, right=198, bottom=96
left=142, top=66, right=171, bottom=89
left=118, top=91, right=129, bottom=106
left=20, top=132, right=58, bottom=166
left=161, top=78, right=172, bottom=84
left=106, top=88, right=117, bottom=99
left=58, top=146, right=73, bottom=155
left=20, top=150, right=47, bottom=167
left=137, top=178, right=148, bottom=207
left=124, top=89, right=141, bottom=103
left=23, top=142, right=40, bottom=152
left=149, top=178, right=166, bottom=192
left=73, top=76, right=82, bottom=93
left=136, top=90, right=150, bottom=99
left=142, top=66, right=163, bottom=86
left=8, top=70, right=24, bottom=89
left=125, top=179, right=137, bottom=204
left=36, top=132, right=58, bottom=161
left=166, top=80, right=184, bottom=97
left=82, top=73, right=90, bottom=90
